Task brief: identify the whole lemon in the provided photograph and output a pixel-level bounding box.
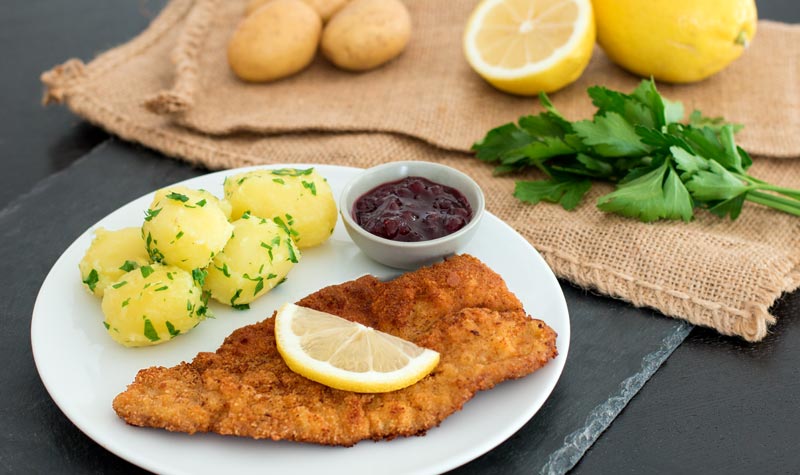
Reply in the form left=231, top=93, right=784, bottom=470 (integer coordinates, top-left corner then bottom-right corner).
left=592, top=0, right=757, bottom=83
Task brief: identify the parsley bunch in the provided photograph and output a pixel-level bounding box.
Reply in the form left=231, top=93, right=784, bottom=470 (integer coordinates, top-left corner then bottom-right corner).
left=472, top=79, right=800, bottom=222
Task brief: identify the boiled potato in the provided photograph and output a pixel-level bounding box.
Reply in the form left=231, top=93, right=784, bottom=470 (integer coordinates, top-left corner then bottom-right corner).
left=228, top=0, right=322, bottom=82
left=204, top=214, right=300, bottom=307
left=321, top=0, right=411, bottom=71
left=141, top=185, right=233, bottom=272
left=101, top=264, right=208, bottom=347
left=246, top=0, right=349, bottom=22
left=197, top=188, right=233, bottom=220
left=223, top=168, right=337, bottom=249
left=79, top=227, right=151, bottom=298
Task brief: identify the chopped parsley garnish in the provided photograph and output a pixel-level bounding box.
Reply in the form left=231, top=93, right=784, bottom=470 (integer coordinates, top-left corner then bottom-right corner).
left=154, top=285, right=169, bottom=292
left=103, top=321, right=110, bottom=330
left=302, top=180, right=317, bottom=196
left=175, top=231, right=184, bottom=240
left=143, top=208, right=162, bottom=221
left=186, top=299, right=193, bottom=312
left=237, top=176, right=248, bottom=185
left=118, top=260, right=139, bottom=272
left=241, top=210, right=251, bottom=219
left=167, top=272, right=174, bottom=280
left=267, top=273, right=277, bottom=279
left=275, top=277, right=287, bottom=287
left=145, top=232, right=164, bottom=263
left=140, top=265, right=155, bottom=278
left=230, top=288, right=250, bottom=310
left=82, top=269, right=99, bottom=292
left=165, top=321, right=180, bottom=338
left=271, top=168, right=314, bottom=177
left=112, top=281, right=128, bottom=289
left=166, top=192, right=190, bottom=202
left=195, top=290, right=212, bottom=318
left=195, top=199, right=207, bottom=207
left=122, top=298, right=131, bottom=308
left=143, top=318, right=160, bottom=342
left=243, top=273, right=265, bottom=295
left=192, top=268, right=207, bottom=287
left=273, top=216, right=298, bottom=238
left=215, top=262, right=231, bottom=277
left=272, top=178, right=285, bottom=185
left=287, top=241, right=299, bottom=264
left=260, top=241, right=274, bottom=261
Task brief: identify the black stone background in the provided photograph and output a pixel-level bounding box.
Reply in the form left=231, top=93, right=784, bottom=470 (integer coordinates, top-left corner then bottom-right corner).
left=0, top=1, right=797, bottom=474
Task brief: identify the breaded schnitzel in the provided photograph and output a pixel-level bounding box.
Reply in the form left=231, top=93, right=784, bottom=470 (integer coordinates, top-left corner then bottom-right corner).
left=112, top=255, right=557, bottom=446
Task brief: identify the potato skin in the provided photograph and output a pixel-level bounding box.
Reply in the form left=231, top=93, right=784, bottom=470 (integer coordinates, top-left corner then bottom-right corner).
left=247, top=0, right=349, bottom=22
left=228, top=0, right=322, bottom=82
left=101, top=264, right=207, bottom=347
left=321, top=0, right=411, bottom=71
left=224, top=168, right=337, bottom=249
left=79, top=227, right=151, bottom=298
left=141, top=186, right=233, bottom=272
left=204, top=215, right=300, bottom=306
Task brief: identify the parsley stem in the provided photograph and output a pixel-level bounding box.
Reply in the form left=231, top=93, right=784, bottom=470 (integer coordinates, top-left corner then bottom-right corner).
left=754, top=184, right=800, bottom=201
left=739, top=175, right=800, bottom=200
left=747, top=191, right=800, bottom=216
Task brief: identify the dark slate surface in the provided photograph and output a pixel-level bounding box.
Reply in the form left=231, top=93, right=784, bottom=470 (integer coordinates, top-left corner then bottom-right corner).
left=2, top=140, right=689, bottom=474
left=2, top=1, right=800, bottom=474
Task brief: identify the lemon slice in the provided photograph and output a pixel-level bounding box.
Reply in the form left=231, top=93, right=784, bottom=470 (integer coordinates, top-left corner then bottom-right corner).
left=463, top=0, right=595, bottom=95
left=274, top=303, right=440, bottom=393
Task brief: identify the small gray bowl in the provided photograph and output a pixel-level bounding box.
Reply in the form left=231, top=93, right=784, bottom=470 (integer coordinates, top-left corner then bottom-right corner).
left=340, top=161, right=485, bottom=270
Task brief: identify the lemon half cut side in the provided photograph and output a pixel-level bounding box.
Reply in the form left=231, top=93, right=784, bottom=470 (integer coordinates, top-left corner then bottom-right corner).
left=274, top=303, right=440, bottom=393
left=463, top=0, right=595, bottom=95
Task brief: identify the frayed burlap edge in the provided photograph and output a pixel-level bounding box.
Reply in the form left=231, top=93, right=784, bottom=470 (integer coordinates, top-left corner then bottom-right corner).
left=143, top=0, right=219, bottom=114
left=39, top=0, right=800, bottom=342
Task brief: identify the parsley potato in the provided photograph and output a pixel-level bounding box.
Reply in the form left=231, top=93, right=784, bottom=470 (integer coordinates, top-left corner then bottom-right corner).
left=79, top=227, right=151, bottom=298
left=223, top=168, right=337, bottom=249
left=141, top=186, right=234, bottom=272
left=204, top=214, right=300, bottom=307
left=101, top=264, right=208, bottom=347
left=321, top=0, right=411, bottom=71
left=228, top=0, right=322, bottom=82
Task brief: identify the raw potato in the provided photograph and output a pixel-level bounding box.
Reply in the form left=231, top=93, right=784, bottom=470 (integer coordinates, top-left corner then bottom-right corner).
left=141, top=185, right=233, bottom=272
left=228, top=0, right=322, bottom=82
left=101, top=264, right=208, bottom=347
left=204, top=215, right=300, bottom=307
left=321, top=0, right=411, bottom=71
left=224, top=168, right=337, bottom=249
left=246, top=0, right=350, bottom=22
left=79, top=227, right=151, bottom=298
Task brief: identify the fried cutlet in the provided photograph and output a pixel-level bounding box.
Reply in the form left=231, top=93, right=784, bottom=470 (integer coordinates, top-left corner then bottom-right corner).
left=112, top=254, right=558, bottom=446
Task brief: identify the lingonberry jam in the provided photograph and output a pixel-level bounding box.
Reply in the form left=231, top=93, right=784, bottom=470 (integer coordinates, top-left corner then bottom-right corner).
left=353, top=176, right=472, bottom=242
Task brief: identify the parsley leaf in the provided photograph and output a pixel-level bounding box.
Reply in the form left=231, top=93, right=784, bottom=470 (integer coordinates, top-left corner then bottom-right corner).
left=82, top=269, right=99, bottom=292
left=514, top=179, right=591, bottom=211
left=166, top=192, right=189, bottom=202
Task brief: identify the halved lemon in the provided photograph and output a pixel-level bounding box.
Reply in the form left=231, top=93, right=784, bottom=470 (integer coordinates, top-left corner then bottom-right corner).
left=463, top=0, right=595, bottom=95
left=274, top=303, right=440, bottom=393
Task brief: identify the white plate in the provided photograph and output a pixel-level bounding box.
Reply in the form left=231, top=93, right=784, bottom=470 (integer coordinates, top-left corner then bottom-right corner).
left=31, top=164, right=569, bottom=475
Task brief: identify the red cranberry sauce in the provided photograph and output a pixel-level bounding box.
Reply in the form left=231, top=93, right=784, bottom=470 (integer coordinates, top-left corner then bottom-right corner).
left=352, top=176, right=472, bottom=242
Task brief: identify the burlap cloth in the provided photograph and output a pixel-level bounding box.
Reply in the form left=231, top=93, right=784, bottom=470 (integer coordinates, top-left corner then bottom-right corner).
left=41, top=0, right=800, bottom=341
